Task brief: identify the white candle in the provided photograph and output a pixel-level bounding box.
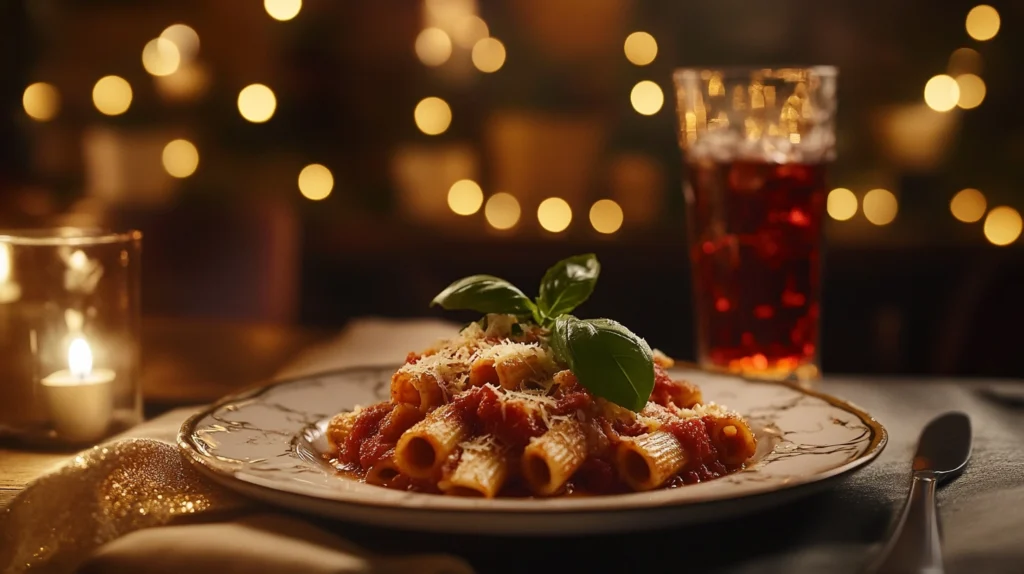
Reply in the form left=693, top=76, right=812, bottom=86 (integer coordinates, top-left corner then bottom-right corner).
left=42, top=337, right=115, bottom=442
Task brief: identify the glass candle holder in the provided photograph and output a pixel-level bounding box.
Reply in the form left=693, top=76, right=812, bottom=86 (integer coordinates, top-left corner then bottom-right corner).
left=0, top=228, right=142, bottom=446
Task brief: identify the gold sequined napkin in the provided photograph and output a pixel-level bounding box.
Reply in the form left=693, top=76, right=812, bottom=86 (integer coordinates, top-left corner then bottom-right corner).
left=0, top=438, right=474, bottom=574
left=0, top=319, right=473, bottom=574
left=0, top=439, right=247, bottom=574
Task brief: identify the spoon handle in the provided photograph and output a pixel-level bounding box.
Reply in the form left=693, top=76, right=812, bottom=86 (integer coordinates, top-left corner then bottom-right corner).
left=871, top=472, right=944, bottom=574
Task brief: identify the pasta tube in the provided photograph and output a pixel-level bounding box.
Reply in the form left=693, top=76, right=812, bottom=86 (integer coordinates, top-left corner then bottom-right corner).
left=395, top=404, right=469, bottom=479
left=365, top=452, right=402, bottom=487
left=439, top=437, right=509, bottom=498
left=706, top=414, right=757, bottom=466
left=615, top=431, right=687, bottom=491
left=390, top=370, right=444, bottom=411
left=521, top=421, right=587, bottom=496
left=326, top=410, right=359, bottom=450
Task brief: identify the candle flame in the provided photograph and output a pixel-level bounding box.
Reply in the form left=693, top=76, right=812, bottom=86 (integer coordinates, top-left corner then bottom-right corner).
left=69, top=250, right=88, bottom=271
left=69, top=337, right=93, bottom=378
left=0, top=244, right=11, bottom=283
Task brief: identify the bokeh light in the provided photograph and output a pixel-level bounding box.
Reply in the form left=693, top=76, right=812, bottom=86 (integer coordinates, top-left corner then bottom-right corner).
left=453, top=16, right=489, bottom=48
left=983, top=206, right=1022, bottom=246
left=160, top=24, right=200, bottom=61
left=630, top=80, right=664, bottom=115
left=826, top=188, right=858, bottom=221
left=22, top=82, right=60, bottom=121
left=589, top=199, right=624, bottom=234
left=237, top=84, right=276, bottom=123
left=966, top=5, right=1000, bottom=41
left=154, top=61, right=210, bottom=102
left=863, top=189, right=898, bottom=226
left=623, top=32, right=657, bottom=66
left=923, top=75, right=960, bottom=112
left=264, top=0, right=301, bottom=21
left=947, top=47, right=982, bottom=75
left=950, top=188, right=987, bottom=223
left=142, top=37, right=181, bottom=77
left=447, top=180, right=484, bottom=215
left=415, top=28, right=452, bottom=67
left=162, top=139, right=199, bottom=178
left=298, top=164, right=334, bottom=201
left=537, top=198, right=572, bottom=233
left=955, top=74, right=986, bottom=109
left=92, top=76, right=132, bottom=116
left=414, top=97, right=452, bottom=135
left=471, top=38, right=506, bottom=73
left=484, top=193, right=521, bottom=230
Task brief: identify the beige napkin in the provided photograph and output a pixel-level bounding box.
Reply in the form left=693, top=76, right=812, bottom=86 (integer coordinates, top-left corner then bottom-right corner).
left=0, top=317, right=469, bottom=574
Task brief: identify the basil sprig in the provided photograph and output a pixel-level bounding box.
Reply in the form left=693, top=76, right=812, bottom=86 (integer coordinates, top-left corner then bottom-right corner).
left=537, top=254, right=600, bottom=321
left=551, top=316, right=654, bottom=412
left=430, top=254, right=655, bottom=412
left=430, top=275, right=536, bottom=316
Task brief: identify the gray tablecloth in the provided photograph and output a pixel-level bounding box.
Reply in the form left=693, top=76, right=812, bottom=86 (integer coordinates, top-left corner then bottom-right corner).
left=301, top=377, right=1024, bottom=574
left=29, top=317, right=1021, bottom=574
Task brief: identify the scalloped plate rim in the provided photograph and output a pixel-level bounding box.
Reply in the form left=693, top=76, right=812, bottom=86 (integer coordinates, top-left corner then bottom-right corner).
left=178, top=364, right=887, bottom=519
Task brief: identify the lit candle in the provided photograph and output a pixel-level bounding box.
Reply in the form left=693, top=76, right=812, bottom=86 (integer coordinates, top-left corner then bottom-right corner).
left=0, top=243, right=21, bottom=303
left=41, top=337, right=115, bottom=442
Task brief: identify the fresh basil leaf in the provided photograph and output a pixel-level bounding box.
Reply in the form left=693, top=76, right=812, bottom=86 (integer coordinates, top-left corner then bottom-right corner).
left=537, top=254, right=600, bottom=324
left=552, top=315, right=654, bottom=412
left=430, top=275, right=536, bottom=316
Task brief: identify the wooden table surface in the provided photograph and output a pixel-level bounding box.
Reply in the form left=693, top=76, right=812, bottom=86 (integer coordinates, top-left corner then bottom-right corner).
left=0, top=316, right=331, bottom=508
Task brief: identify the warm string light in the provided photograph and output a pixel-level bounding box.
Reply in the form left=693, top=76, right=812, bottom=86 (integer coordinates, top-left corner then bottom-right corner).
left=471, top=38, right=506, bottom=73
left=623, top=32, right=657, bottom=66
left=983, top=206, right=1022, bottom=246
left=950, top=189, right=987, bottom=223
left=955, top=74, right=986, bottom=109
left=92, top=76, right=132, bottom=116
left=826, top=188, right=858, bottom=221
left=415, top=28, right=452, bottom=67
left=863, top=189, right=898, bottom=226
left=631, top=80, right=664, bottom=115
left=414, top=97, right=452, bottom=135
left=447, top=180, right=483, bottom=215
left=537, top=198, right=572, bottom=233
left=948, top=47, right=982, bottom=75
left=237, top=84, right=276, bottom=123
left=162, top=139, right=199, bottom=178
left=924, top=75, right=960, bottom=112
left=589, top=200, right=623, bottom=234
left=264, top=0, right=301, bottom=21
left=484, top=193, right=520, bottom=230
left=22, top=82, right=60, bottom=121
left=452, top=16, right=488, bottom=49
left=160, top=24, right=200, bottom=61
left=141, top=38, right=181, bottom=77
left=965, top=5, right=1000, bottom=41
left=155, top=61, right=210, bottom=102
left=298, top=164, right=334, bottom=200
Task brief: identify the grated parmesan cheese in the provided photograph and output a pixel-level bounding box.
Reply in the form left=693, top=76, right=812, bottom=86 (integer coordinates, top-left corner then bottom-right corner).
left=458, top=434, right=502, bottom=454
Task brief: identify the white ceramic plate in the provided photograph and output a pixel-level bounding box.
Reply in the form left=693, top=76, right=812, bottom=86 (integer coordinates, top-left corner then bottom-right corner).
left=178, top=365, right=886, bottom=535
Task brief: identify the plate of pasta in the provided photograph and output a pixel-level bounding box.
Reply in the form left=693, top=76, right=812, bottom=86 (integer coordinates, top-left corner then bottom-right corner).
left=179, top=255, right=886, bottom=534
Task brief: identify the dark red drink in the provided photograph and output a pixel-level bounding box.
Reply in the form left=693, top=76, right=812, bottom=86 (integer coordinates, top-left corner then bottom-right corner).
left=685, top=160, right=826, bottom=379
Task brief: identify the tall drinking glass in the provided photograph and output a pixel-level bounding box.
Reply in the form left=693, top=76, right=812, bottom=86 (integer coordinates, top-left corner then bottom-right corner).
left=672, top=67, right=837, bottom=382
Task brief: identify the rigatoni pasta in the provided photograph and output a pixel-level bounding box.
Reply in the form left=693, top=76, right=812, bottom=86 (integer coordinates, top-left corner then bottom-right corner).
left=327, top=314, right=757, bottom=497
left=522, top=421, right=587, bottom=495
left=616, top=431, right=688, bottom=491
left=395, top=403, right=469, bottom=478
left=439, top=437, right=509, bottom=498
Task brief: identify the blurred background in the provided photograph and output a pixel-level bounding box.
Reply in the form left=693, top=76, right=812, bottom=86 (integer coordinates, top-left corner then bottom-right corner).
left=1, top=0, right=1022, bottom=378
